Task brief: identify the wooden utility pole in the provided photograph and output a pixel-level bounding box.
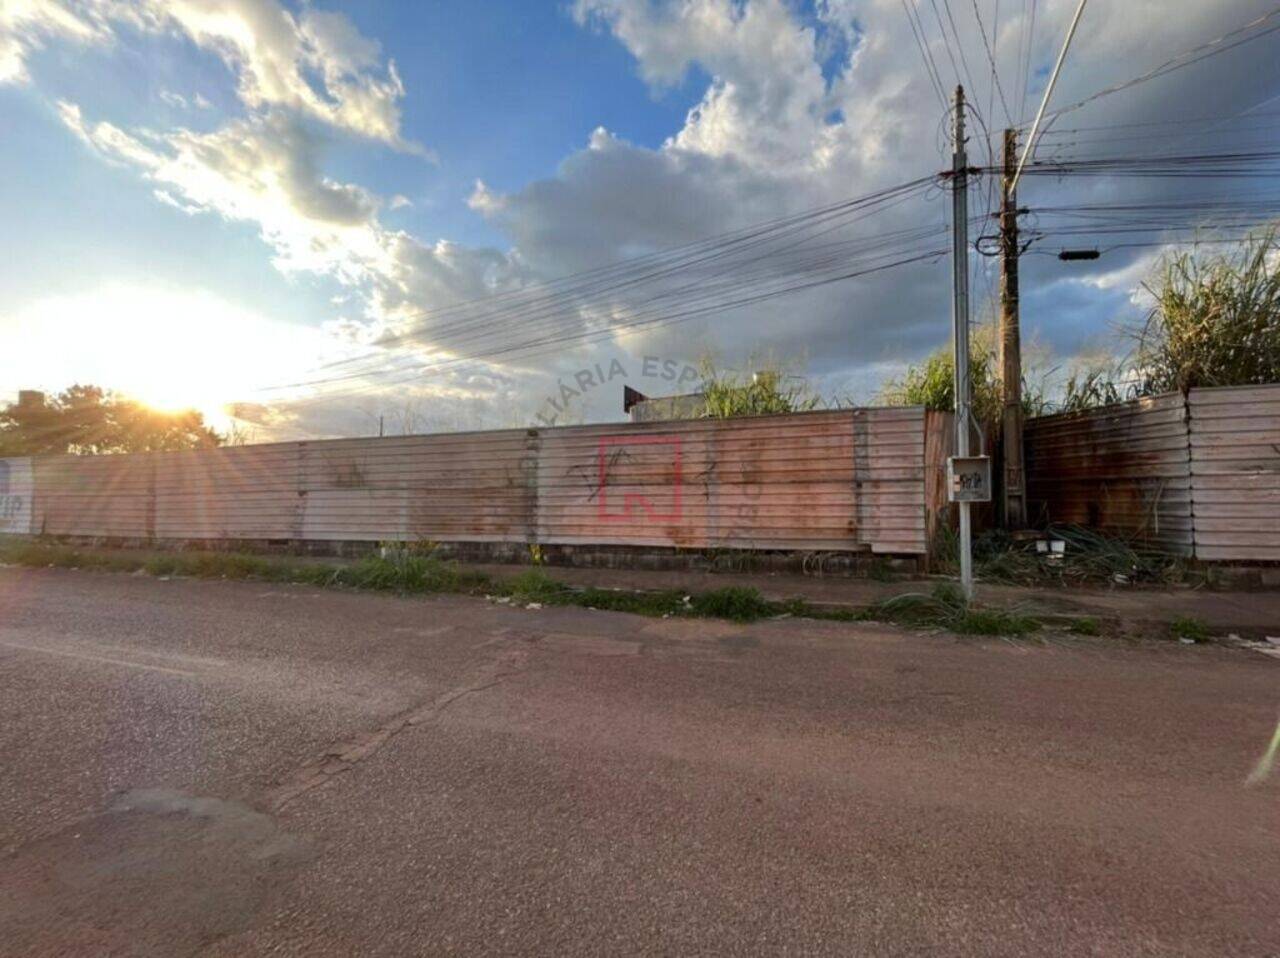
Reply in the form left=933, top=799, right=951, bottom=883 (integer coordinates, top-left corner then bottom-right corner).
left=999, top=127, right=1027, bottom=528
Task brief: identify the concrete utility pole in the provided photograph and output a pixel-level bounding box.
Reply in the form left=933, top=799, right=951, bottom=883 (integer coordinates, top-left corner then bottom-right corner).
left=951, top=86, right=974, bottom=600
left=999, top=127, right=1027, bottom=528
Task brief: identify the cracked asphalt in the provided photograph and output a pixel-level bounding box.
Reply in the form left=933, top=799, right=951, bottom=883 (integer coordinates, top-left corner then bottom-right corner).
left=0, top=566, right=1277, bottom=956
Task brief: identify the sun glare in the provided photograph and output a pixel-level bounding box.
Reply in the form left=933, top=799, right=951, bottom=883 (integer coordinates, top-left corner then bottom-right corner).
left=3, top=285, right=326, bottom=428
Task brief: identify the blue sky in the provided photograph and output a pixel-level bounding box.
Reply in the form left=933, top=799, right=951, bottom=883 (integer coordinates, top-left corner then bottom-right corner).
left=2, top=0, right=1277, bottom=436
left=0, top=1, right=704, bottom=326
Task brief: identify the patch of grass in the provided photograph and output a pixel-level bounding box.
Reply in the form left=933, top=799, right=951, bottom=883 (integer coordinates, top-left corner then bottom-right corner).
left=1068, top=616, right=1102, bottom=636
left=871, top=583, right=1039, bottom=637
left=1170, top=615, right=1211, bottom=643
left=802, top=605, right=871, bottom=623
left=500, top=568, right=566, bottom=604
left=576, top=587, right=686, bottom=617
left=0, top=539, right=1034, bottom=635
left=950, top=606, right=1040, bottom=636
left=0, top=541, right=138, bottom=573
left=687, top=586, right=776, bottom=623
left=335, top=552, right=491, bottom=594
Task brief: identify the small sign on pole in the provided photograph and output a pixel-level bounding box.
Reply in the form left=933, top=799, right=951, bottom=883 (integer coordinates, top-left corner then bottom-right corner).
left=948, top=455, right=992, bottom=503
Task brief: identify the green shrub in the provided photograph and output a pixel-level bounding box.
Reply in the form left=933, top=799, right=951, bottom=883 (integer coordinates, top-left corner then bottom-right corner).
left=1068, top=617, right=1101, bottom=636
left=502, top=568, right=565, bottom=604
left=576, top=587, right=685, bottom=616
left=687, top=586, right=775, bottom=622
left=1171, top=616, right=1211, bottom=643
left=335, top=553, right=490, bottom=594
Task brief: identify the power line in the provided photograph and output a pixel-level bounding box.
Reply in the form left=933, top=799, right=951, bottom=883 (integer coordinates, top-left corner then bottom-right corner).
left=287, top=183, right=926, bottom=382
left=270, top=179, right=938, bottom=393
left=939, top=0, right=982, bottom=100
left=928, top=0, right=966, bottom=89
left=1018, top=0, right=1038, bottom=122
left=248, top=179, right=951, bottom=404
left=1009, top=0, right=1087, bottom=192
left=902, top=0, right=950, bottom=112
left=970, top=0, right=1015, bottom=125
left=1030, top=6, right=1280, bottom=126
left=268, top=247, right=952, bottom=412
left=1032, top=106, right=1280, bottom=136
left=997, top=148, right=1280, bottom=180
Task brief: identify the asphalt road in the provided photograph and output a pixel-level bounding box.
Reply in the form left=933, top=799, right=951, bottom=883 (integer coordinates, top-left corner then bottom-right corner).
left=0, top=567, right=1276, bottom=956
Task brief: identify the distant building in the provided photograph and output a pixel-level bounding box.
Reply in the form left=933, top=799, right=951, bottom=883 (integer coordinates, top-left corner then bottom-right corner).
left=624, top=385, right=707, bottom=422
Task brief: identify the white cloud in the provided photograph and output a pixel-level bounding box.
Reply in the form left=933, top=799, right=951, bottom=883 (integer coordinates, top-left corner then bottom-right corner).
left=577, top=0, right=832, bottom=169
left=16, top=0, right=1280, bottom=436
left=0, top=0, right=111, bottom=84
left=4, top=0, right=423, bottom=151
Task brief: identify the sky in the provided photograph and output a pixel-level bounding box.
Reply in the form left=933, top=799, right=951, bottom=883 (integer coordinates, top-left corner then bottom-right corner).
left=1, top=0, right=1278, bottom=439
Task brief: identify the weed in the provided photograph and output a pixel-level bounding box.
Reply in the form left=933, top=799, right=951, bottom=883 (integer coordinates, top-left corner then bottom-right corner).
left=1170, top=616, right=1211, bottom=643
left=1068, top=617, right=1101, bottom=636
left=687, top=587, right=775, bottom=623
left=939, top=524, right=1192, bottom=587
left=142, top=555, right=180, bottom=576
left=337, top=553, right=490, bottom=594
left=802, top=605, right=870, bottom=623
left=0, top=540, right=1031, bottom=634
left=872, top=583, right=1039, bottom=637
left=950, top=607, right=1040, bottom=636
left=502, top=568, right=566, bottom=604
left=576, top=587, right=685, bottom=616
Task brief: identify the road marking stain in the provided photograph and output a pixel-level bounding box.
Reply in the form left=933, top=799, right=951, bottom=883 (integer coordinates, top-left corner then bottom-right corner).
left=0, top=641, right=198, bottom=677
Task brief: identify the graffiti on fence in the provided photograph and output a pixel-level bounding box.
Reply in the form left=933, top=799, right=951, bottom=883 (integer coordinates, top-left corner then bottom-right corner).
left=596, top=434, right=683, bottom=523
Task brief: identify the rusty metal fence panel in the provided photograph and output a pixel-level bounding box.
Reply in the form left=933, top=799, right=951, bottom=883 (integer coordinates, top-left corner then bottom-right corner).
left=852, top=407, right=928, bottom=554
left=1024, top=393, right=1194, bottom=554
left=32, top=453, right=155, bottom=539
left=154, top=444, right=301, bottom=540
left=534, top=412, right=872, bottom=551
left=18, top=408, right=931, bottom=556
left=1188, top=385, right=1280, bottom=561
left=298, top=431, right=533, bottom=543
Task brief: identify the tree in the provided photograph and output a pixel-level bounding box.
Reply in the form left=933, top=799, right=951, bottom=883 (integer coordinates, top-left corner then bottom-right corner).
left=0, top=386, right=223, bottom=456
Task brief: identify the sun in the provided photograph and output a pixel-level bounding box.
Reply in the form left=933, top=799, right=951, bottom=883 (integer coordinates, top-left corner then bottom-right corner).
left=2, top=284, right=327, bottom=428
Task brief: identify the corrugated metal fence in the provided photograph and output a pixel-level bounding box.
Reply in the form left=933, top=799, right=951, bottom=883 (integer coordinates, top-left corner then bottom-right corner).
left=2, top=407, right=931, bottom=556
left=1187, top=385, right=1280, bottom=561
left=1025, top=383, right=1280, bottom=561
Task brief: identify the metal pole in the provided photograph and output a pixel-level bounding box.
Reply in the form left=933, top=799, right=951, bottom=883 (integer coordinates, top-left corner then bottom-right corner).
left=1011, top=0, right=1089, bottom=193
left=951, top=86, right=974, bottom=600
left=1000, top=127, right=1027, bottom=528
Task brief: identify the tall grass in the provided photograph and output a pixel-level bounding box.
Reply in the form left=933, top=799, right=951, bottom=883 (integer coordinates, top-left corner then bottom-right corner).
left=1135, top=229, right=1280, bottom=393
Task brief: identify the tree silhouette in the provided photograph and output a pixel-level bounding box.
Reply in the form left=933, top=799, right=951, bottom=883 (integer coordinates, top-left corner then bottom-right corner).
left=0, top=386, right=223, bottom=456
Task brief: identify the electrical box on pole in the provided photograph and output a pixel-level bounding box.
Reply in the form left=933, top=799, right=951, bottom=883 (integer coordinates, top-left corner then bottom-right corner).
left=948, top=456, right=992, bottom=503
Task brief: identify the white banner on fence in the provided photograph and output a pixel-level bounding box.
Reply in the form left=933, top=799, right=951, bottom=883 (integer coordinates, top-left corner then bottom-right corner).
left=0, top=458, right=34, bottom=535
